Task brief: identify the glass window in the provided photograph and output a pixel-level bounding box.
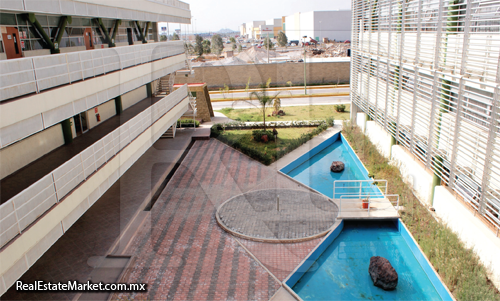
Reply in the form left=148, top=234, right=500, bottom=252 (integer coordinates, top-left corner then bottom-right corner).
left=47, top=16, right=60, bottom=26
left=16, top=14, right=27, bottom=26
left=0, top=13, right=17, bottom=25
left=35, top=14, right=48, bottom=26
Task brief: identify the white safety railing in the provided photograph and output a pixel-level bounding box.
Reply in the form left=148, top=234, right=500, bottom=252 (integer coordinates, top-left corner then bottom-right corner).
left=333, top=179, right=388, bottom=199
left=0, top=84, right=188, bottom=248
left=339, top=194, right=400, bottom=216
left=0, top=41, right=185, bottom=101
left=148, top=0, right=190, bottom=10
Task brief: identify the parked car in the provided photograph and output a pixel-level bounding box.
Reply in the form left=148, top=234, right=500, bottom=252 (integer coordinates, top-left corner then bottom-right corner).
left=344, top=40, right=351, bottom=43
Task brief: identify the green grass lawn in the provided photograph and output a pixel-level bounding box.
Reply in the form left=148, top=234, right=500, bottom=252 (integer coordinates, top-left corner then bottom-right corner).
left=217, top=105, right=350, bottom=122
left=220, top=127, right=315, bottom=153
left=213, top=124, right=329, bottom=165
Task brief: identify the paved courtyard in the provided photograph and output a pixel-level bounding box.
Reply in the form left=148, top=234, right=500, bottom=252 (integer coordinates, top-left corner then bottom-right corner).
left=115, top=139, right=329, bottom=300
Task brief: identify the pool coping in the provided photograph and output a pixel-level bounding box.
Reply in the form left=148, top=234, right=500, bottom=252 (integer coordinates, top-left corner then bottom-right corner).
left=283, top=219, right=455, bottom=301
left=215, top=188, right=340, bottom=243
left=276, top=128, right=454, bottom=300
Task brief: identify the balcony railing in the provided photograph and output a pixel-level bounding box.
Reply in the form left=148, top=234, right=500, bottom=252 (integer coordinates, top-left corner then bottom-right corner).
left=0, top=84, right=188, bottom=249
left=0, top=41, right=186, bottom=102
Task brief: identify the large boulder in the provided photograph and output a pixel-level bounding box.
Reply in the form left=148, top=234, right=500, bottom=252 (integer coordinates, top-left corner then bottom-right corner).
left=330, top=161, right=345, bottom=172
left=369, top=256, right=398, bottom=290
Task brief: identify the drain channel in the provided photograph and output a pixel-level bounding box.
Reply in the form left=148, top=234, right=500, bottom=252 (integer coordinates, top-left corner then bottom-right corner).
left=144, top=140, right=195, bottom=211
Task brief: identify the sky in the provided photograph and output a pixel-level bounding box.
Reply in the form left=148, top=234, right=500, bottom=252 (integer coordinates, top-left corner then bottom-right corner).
left=160, top=0, right=351, bottom=34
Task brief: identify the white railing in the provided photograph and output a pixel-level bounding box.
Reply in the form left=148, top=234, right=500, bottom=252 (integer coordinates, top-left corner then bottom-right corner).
left=147, top=0, right=190, bottom=10
left=339, top=194, right=400, bottom=216
left=0, top=41, right=185, bottom=101
left=0, top=84, right=188, bottom=249
left=333, top=179, right=388, bottom=199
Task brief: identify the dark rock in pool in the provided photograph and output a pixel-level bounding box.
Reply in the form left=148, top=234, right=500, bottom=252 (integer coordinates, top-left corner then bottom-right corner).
left=330, top=161, right=345, bottom=172
left=369, top=256, right=398, bottom=290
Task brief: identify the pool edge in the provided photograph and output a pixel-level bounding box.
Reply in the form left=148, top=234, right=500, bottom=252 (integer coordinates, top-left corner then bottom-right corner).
left=283, top=220, right=345, bottom=301
left=398, top=220, right=456, bottom=301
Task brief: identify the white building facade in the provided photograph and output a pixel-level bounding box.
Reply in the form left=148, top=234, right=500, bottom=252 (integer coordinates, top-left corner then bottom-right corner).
left=0, top=0, right=192, bottom=295
left=351, top=0, right=500, bottom=287
left=284, top=10, right=351, bottom=42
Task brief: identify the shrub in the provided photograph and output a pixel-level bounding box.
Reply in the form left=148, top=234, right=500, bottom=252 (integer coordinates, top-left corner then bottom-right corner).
left=326, top=116, right=335, bottom=127
left=334, top=104, right=346, bottom=112
left=252, top=130, right=276, bottom=142
left=177, top=119, right=200, bottom=128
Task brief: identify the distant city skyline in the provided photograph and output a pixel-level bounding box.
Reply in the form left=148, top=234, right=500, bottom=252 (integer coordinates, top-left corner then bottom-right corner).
left=159, top=0, right=351, bottom=34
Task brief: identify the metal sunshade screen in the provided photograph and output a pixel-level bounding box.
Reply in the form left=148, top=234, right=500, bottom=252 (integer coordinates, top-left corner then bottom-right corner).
left=351, top=0, right=500, bottom=231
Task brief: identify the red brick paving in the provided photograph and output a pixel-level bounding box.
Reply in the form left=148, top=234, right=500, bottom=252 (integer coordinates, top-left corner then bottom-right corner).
left=116, top=140, right=326, bottom=300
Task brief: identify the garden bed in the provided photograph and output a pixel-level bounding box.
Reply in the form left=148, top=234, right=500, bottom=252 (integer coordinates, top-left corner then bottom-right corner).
left=211, top=123, right=330, bottom=165
left=341, top=121, right=500, bottom=301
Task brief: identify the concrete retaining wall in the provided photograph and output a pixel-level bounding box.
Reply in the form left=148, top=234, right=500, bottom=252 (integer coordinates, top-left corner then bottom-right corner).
left=175, top=61, right=350, bottom=89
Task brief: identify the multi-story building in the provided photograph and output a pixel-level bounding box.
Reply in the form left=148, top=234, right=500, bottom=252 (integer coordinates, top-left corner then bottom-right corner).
left=351, top=0, right=500, bottom=286
left=0, top=0, right=192, bottom=295
left=284, top=10, right=352, bottom=42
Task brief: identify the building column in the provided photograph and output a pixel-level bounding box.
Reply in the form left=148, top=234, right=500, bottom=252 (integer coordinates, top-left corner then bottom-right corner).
left=350, top=102, right=358, bottom=125
left=146, top=83, right=153, bottom=98
left=115, top=96, right=123, bottom=115
left=61, top=118, right=73, bottom=145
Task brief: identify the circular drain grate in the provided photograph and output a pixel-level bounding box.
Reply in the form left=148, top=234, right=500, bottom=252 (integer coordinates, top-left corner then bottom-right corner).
left=216, top=189, right=339, bottom=243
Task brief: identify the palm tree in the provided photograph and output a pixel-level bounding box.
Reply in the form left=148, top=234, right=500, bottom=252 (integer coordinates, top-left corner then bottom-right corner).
left=249, top=83, right=280, bottom=131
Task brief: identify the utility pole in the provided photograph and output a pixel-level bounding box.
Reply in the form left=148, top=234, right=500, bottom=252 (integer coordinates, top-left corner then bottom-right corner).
left=267, top=32, right=270, bottom=64
left=303, top=35, right=307, bottom=95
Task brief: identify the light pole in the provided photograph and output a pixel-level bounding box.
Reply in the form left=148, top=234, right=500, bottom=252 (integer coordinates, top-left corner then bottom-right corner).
left=303, top=35, right=307, bottom=95
left=319, top=20, right=322, bottom=42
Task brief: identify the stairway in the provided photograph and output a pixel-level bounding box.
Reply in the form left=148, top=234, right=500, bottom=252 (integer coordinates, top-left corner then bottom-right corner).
left=155, top=74, right=175, bottom=97
left=161, top=124, right=176, bottom=138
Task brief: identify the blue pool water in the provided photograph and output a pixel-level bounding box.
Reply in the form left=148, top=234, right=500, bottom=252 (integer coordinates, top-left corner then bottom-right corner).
left=292, top=221, right=443, bottom=301
left=285, top=135, right=381, bottom=199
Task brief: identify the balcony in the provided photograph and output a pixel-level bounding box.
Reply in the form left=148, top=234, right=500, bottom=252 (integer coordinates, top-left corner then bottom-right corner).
left=1, top=0, right=190, bottom=22
left=0, top=85, right=190, bottom=294
left=0, top=41, right=188, bottom=149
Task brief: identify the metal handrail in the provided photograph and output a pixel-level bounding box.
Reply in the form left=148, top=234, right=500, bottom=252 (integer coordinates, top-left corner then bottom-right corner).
left=339, top=194, right=400, bottom=215
left=333, top=179, right=388, bottom=198
left=0, top=41, right=185, bottom=102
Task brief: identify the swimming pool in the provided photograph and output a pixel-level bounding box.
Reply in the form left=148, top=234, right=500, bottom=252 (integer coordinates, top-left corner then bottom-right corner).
left=280, top=131, right=453, bottom=301
left=281, top=132, right=381, bottom=199
left=289, top=220, right=449, bottom=300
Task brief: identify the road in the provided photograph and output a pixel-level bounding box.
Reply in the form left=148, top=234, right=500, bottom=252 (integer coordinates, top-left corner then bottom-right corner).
left=209, top=87, right=350, bottom=100
left=211, top=95, right=350, bottom=110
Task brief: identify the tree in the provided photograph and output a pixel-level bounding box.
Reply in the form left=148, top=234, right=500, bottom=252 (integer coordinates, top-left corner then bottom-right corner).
left=230, top=37, right=236, bottom=43
left=263, top=37, right=274, bottom=50
left=238, top=44, right=242, bottom=52
left=277, top=31, right=288, bottom=47
left=172, top=32, right=180, bottom=40
left=184, top=42, right=194, bottom=54
left=211, top=34, right=224, bottom=57
left=194, top=35, right=203, bottom=56
left=202, top=39, right=211, bottom=54
left=160, top=35, right=167, bottom=42
left=248, top=79, right=280, bottom=131
left=232, top=43, right=237, bottom=50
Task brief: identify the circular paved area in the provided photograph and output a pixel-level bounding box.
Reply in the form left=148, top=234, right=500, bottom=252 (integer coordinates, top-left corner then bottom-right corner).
left=216, top=189, right=339, bottom=242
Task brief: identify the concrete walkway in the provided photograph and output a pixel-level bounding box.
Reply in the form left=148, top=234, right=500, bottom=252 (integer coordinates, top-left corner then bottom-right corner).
left=2, top=128, right=196, bottom=300
left=0, top=95, right=164, bottom=204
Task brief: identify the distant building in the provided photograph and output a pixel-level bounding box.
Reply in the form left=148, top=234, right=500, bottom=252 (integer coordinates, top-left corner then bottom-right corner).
left=241, top=19, right=283, bottom=40
left=284, top=10, right=351, bottom=42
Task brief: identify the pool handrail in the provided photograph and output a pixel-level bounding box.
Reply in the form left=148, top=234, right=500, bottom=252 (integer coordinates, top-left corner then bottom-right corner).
left=339, top=194, right=400, bottom=215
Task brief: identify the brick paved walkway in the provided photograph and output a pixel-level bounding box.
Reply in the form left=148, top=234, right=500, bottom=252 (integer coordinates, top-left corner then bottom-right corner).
left=117, top=140, right=326, bottom=300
